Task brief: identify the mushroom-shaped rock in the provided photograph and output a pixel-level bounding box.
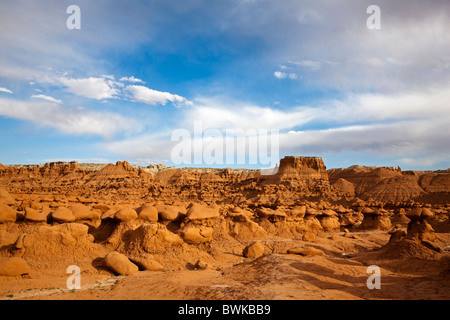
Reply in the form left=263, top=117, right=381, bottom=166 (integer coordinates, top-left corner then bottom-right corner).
left=406, top=208, right=434, bottom=221
left=359, top=208, right=392, bottom=231
left=316, top=209, right=340, bottom=232
left=179, top=225, right=214, bottom=244
left=0, top=257, right=31, bottom=276
left=339, top=211, right=362, bottom=228
left=102, top=251, right=139, bottom=275
left=155, top=204, right=182, bottom=221
left=186, top=203, right=220, bottom=221
left=137, top=204, right=158, bottom=222
left=391, top=210, right=410, bottom=226
left=243, top=242, right=265, bottom=259
left=69, top=203, right=100, bottom=221
left=287, top=247, right=324, bottom=256
left=124, top=224, right=183, bottom=254
left=51, top=207, right=76, bottom=223
left=0, top=204, right=17, bottom=223
left=404, top=208, right=437, bottom=243
left=114, top=207, right=138, bottom=221
left=24, top=208, right=47, bottom=222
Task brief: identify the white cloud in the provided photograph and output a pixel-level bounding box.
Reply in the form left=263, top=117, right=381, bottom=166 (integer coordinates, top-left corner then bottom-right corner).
left=0, top=87, right=13, bottom=94
left=0, top=98, right=141, bottom=137
left=274, top=71, right=299, bottom=80
left=187, top=97, right=317, bottom=131
left=102, top=132, right=174, bottom=163
left=280, top=118, right=450, bottom=164
left=289, top=60, right=322, bottom=71
left=126, top=85, right=192, bottom=107
left=120, top=76, right=144, bottom=83
left=31, top=94, right=62, bottom=104
left=274, top=71, right=287, bottom=79
left=97, top=84, right=450, bottom=168
left=57, top=76, right=119, bottom=100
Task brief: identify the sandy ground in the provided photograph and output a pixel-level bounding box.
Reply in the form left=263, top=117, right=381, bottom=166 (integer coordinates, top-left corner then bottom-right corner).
left=2, top=231, right=449, bottom=300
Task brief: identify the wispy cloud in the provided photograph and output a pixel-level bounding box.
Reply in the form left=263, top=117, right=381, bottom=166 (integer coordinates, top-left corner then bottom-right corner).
left=0, top=87, right=13, bottom=94
left=120, top=76, right=144, bottom=83
left=125, top=85, right=193, bottom=107
left=31, top=94, right=62, bottom=104
left=0, top=98, right=142, bottom=137
left=288, top=60, right=322, bottom=71
left=273, top=71, right=299, bottom=80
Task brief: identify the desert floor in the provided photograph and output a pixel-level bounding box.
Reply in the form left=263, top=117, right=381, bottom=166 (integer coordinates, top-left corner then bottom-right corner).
left=2, top=230, right=449, bottom=300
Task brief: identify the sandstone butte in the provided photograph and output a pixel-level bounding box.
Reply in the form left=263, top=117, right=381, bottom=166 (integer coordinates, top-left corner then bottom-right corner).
left=0, top=156, right=449, bottom=300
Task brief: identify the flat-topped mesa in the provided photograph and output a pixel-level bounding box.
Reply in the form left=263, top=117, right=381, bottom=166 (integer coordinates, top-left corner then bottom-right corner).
left=261, top=156, right=330, bottom=191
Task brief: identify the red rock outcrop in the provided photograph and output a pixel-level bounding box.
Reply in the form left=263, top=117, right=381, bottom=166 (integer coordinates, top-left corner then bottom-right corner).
left=328, top=166, right=450, bottom=204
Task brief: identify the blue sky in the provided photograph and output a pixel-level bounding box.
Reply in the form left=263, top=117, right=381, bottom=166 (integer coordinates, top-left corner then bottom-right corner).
left=0, top=0, right=449, bottom=170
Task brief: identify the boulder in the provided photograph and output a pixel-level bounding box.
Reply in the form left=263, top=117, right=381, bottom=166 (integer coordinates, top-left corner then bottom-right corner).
left=69, top=203, right=100, bottom=220
left=287, top=247, right=325, bottom=256
left=155, top=204, right=182, bottom=221
left=318, top=215, right=341, bottom=232
left=179, top=226, right=214, bottom=244
left=186, top=203, right=220, bottom=221
left=243, top=242, right=265, bottom=259
left=302, top=232, right=316, bottom=242
left=0, top=204, right=17, bottom=223
left=51, top=207, right=75, bottom=223
left=194, top=259, right=211, bottom=270
left=24, top=208, right=47, bottom=222
left=114, top=207, right=138, bottom=221
left=102, top=251, right=139, bottom=275
left=129, top=255, right=164, bottom=271
left=137, top=204, right=158, bottom=222
left=0, top=257, right=30, bottom=276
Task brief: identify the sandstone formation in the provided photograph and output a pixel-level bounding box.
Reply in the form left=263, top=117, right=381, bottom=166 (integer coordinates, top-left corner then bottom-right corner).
left=0, top=257, right=30, bottom=276
left=103, top=251, right=139, bottom=275
left=0, top=156, right=449, bottom=300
